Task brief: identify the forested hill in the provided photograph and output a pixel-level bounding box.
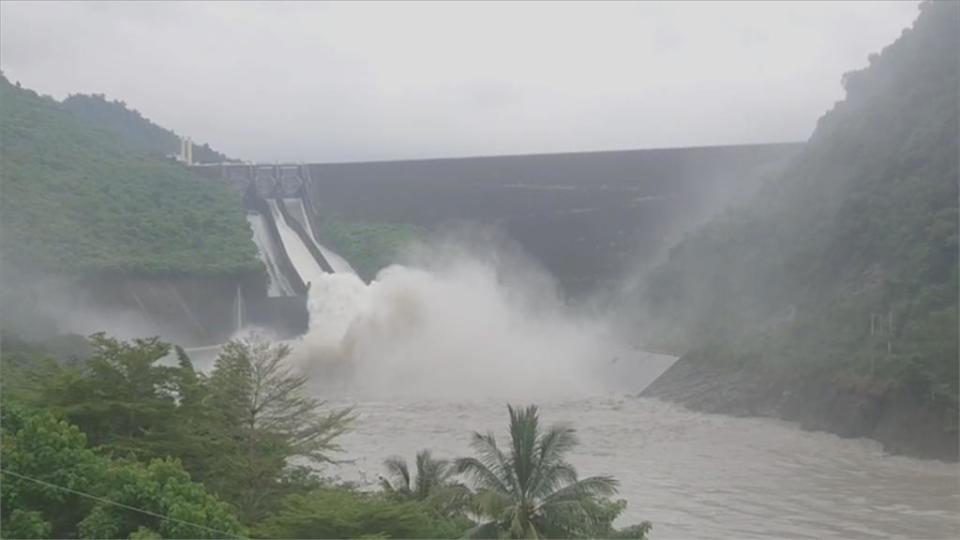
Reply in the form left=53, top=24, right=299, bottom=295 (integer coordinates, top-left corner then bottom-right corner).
left=0, top=76, right=260, bottom=276
left=640, top=2, right=958, bottom=456
left=62, top=93, right=234, bottom=164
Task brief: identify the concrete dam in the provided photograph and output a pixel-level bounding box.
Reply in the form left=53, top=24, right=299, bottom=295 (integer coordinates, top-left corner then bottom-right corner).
left=196, top=141, right=799, bottom=288
left=90, top=142, right=799, bottom=347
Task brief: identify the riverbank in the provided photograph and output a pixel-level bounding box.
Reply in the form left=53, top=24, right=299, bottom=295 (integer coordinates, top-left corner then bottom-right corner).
left=641, top=355, right=959, bottom=462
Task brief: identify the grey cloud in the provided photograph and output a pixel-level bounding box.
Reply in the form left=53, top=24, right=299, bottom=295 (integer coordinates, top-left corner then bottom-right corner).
left=0, top=1, right=920, bottom=163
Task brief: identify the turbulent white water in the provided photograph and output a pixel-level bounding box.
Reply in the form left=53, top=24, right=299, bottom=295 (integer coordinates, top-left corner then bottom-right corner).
left=252, top=205, right=619, bottom=398
left=283, top=198, right=356, bottom=274
left=291, top=258, right=631, bottom=399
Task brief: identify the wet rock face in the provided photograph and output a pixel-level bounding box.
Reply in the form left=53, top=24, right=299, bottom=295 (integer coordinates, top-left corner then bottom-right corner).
left=642, top=356, right=959, bottom=462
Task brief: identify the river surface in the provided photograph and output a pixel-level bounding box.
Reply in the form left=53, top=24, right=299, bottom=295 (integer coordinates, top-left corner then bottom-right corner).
left=329, top=395, right=959, bottom=540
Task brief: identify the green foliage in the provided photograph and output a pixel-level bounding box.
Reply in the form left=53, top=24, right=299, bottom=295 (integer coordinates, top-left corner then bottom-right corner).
left=76, top=458, right=243, bottom=539
left=16, top=333, right=354, bottom=525
left=202, top=337, right=355, bottom=521
left=0, top=77, right=260, bottom=277
left=380, top=450, right=471, bottom=516
left=642, top=1, right=959, bottom=420
left=253, top=489, right=471, bottom=539
left=0, top=331, right=90, bottom=404
left=0, top=403, right=101, bottom=537
left=0, top=404, right=244, bottom=539
left=2, top=509, right=53, bottom=539
left=584, top=498, right=654, bottom=539
left=315, top=217, right=422, bottom=281
left=31, top=334, right=183, bottom=455
left=455, top=404, right=649, bottom=539
left=62, top=93, right=233, bottom=164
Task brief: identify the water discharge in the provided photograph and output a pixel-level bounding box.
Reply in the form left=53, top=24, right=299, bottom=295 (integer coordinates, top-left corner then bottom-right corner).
left=252, top=200, right=958, bottom=540
left=233, top=283, right=245, bottom=333
left=294, top=261, right=631, bottom=399
left=258, top=197, right=627, bottom=398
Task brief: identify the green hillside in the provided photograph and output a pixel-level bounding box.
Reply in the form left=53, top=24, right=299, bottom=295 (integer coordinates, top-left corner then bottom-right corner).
left=642, top=2, right=958, bottom=423
left=0, top=76, right=260, bottom=276
left=62, top=93, right=233, bottom=164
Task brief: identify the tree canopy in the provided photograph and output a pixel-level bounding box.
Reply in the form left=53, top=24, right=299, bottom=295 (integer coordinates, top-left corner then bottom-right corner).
left=0, top=76, right=260, bottom=277
left=1, top=404, right=244, bottom=539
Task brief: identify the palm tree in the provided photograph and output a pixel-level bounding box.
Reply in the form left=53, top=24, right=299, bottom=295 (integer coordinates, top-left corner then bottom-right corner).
left=455, top=405, right=619, bottom=539
left=379, top=449, right=470, bottom=514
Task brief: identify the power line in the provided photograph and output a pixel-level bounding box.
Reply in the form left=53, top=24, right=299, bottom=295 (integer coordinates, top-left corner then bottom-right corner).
left=0, top=468, right=241, bottom=538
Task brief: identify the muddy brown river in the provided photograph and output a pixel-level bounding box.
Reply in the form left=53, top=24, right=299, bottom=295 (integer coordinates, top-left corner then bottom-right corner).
left=331, top=396, right=959, bottom=540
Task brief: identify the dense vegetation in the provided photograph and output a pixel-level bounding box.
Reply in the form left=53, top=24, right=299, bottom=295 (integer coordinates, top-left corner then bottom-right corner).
left=62, top=93, right=233, bottom=164
left=0, top=76, right=260, bottom=276
left=641, top=2, right=958, bottom=428
left=315, top=217, right=422, bottom=282
left=1, top=334, right=651, bottom=538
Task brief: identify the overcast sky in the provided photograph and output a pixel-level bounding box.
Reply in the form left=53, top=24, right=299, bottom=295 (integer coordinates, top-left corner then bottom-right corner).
left=1, top=1, right=920, bottom=163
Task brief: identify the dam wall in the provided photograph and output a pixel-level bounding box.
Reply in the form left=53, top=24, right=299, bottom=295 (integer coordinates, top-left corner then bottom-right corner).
left=299, top=143, right=801, bottom=292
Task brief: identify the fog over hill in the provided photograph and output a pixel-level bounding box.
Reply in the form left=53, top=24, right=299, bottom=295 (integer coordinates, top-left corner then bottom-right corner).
left=641, top=0, right=959, bottom=461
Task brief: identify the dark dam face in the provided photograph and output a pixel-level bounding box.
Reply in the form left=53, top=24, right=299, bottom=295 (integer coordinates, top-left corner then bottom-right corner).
left=300, top=144, right=800, bottom=294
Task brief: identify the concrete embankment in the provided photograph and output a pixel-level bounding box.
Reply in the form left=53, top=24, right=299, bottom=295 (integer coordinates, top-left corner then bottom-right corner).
left=74, top=271, right=307, bottom=346
left=642, top=355, right=959, bottom=461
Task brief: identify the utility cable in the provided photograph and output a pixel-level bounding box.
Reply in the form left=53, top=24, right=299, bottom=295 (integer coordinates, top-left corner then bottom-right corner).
left=0, top=468, right=241, bottom=539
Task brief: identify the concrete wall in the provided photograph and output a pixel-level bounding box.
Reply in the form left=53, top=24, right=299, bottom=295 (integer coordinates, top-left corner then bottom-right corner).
left=185, top=144, right=801, bottom=318
left=72, top=271, right=307, bottom=346
left=300, top=143, right=801, bottom=294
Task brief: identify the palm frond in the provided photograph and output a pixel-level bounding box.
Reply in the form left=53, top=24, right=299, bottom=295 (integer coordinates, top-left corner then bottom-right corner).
left=414, top=449, right=452, bottom=499
left=455, top=456, right=511, bottom=495
left=528, top=462, right=578, bottom=500
left=456, top=404, right=625, bottom=540
left=541, top=474, right=619, bottom=506
left=468, top=431, right=519, bottom=495
left=526, top=424, right=578, bottom=499
left=471, top=488, right=514, bottom=521
left=507, top=404, right=540, bottom=496
left=537, top=424, right=578, bottom=467
left=382, top=455, right=411, bottom=495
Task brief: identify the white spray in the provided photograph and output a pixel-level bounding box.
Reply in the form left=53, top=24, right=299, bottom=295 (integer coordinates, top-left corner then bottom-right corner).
left=282, top=229, right=625, bottom=400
